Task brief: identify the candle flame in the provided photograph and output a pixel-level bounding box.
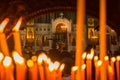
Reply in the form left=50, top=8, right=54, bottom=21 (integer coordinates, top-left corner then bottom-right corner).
left=72, top=66, right=78, bottom=71
left=0, top=18, right=9, bottom=33
left=12, top=17, right=22, bottom=32
left=82, top=52, right=86, bottom=59
left=90, top=48, right=94, bottom=55
left=116, top=56, right=120, bottom=61
left=60, top=64, right=65, bottom=71
left=31, top=56, right=37, bottom=62
left=13, top=51, right=24, bottom=64
left=111, top=57, right=116, bottom=62
left=97, top=60, right=102, bottom=67
left=49, top=62, right=54, bottom=71
left=54, top=61, right=60, bottom=70
left=27, top=59, right=34, bottom=68
left=94, top=56, right=98, bottom=61
left=3, top=56, right=12, bottom=67
left=104, top=56, right=109, bottom=61
left=81, top=64, right=86, bottom=70
left=108, top=65, right=113, bottom=73
left=46, top=58, right=51, bottom=64
left=0, top=52, right=4, bottom=62
left=87, top=54, right=93, bottom=59
left=38, top=53, right=47, bottom=64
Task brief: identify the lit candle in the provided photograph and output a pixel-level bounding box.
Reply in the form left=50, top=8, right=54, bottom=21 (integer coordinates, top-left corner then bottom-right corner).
left=57, top=64, right=65, bottom=80
left=86, top=52, right=94, bottom=80
left=82, top=52, right=87, bottom=64
left=0, top=52, right=4, bottom=80
left=27, top=59, right=38, bottom=80
left=99, top=0, right=107, bottom=79
left=75, top=0, right=85, bottom=79
left=95, top=60, right=102, bottom=80
left=49, top=62, right=56, bottom=80
left=108, top=65, right=114, bottom=80
left=37, top=54, right=45, bottom=80
left=71, top=66, right=78, bottom=80
left=12, top=17, right=23, bottom=55
left=104, top=56, right=109, bottom=79
left=110, top=57, right=116, bottom=80
left=116, top=56, right=120, bottom=80
left=3, top=56, right=14, bottom=80
left=12, top=51, right=26, bottom=80
left=0, top=18, right=10, bottom=56
left=81, top=64, right=86, bottom=80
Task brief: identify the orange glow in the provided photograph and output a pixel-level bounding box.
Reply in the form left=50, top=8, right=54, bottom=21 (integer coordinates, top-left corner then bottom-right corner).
left=116, top=56, right=120, bottom=61
left=111, top=57, right=116, bottom=62
left=90, top=48, right=94, bottom=55
left=12, top=51, right=24, bottom=64
left=38, top=53, right=47, bottom=64
left=12, top=17, right=22, bottom=32
left=27, top=59, right=34, bottom=68
left=94, top=56, right=98, bottom=60
left=0, top=52, right=4, bottom=62
left=81, top=64, right=86, bottom=70
left=60, top=64, right=65, bottom=71
left=49, top=62, right=54, bottom=71
left=104, top=56, right=109, bottom=61
left=46, top=58, right=51, bottom=64
left=0, top=18, right=9, bottom=33
left=31, top=56, right=37, bottom=62
left=97, top=60, right=102, bottom=67
left=72, top=66, right=78, bottom=71
left=82, top=52, right=87, bottom=59
left=108, top=65, right=113, bottom=73
left=54, top=61, right=60, bottom=70
left=87, top=54, right=93, bottom=59
left=3, top=56, right=12, bottom=67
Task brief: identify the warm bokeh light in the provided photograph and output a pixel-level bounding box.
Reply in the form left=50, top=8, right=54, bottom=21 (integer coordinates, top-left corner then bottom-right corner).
left=94, top=56, right=98, bottom=61
left=12, top=17, right=22, bottom=32
left=38, top=53, right=47, bottom=64
left=12, top=51, right=24, bottom=64
left=72, top=66, right=78, bottom=71
left=108, top=65, right=113, bottom=73
left=53, top=61, right=60, bottom=70
left=116, top=56, right=120, bottom=61
left=97, top=60, right=102, bottom=67
left=87, top=53, right=94, bottom=59
left=90, top=48, right=94, bottom=55
left=0, top=52, right=4, bottom=62
left=81, top=64, right=86, bottom=70
left=60, top=64, right=65, bottom=71
left=82, top=52, right=87, bottom=59
left=0, top=18, right=9, bottom=33
left=111, top=57, right=116, bottom=62
left=46, top=58, right=51, bottom=64
left=104, top=56, right=109, bottom=61
left=31, top=56, right=37, bottom=62
left=49, top=62, right=54, bottom=71
left=27, top=59, right=34, bottom=68
left=3, top=56, right=12, bottom=67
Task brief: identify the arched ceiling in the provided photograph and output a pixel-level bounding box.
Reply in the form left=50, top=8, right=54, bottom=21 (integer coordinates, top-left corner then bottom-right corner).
left=0, top=0, right=120, bottom=36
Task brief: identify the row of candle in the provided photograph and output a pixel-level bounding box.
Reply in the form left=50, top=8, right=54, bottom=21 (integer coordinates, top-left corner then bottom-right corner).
left=71, top=48, right=120, bottom=80
left=0, top=17, right=66, bottom=80
left=0, top=51, right=65, bottom=80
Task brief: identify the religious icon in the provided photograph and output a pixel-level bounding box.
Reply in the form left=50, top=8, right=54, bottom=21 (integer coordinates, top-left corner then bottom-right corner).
left=27, top=27, right=34, bottom=39
left=88, top=28, right=94, bottom=39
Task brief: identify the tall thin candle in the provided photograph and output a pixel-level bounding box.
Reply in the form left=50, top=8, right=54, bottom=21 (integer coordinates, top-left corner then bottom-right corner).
left=75, top=0, right=85, bottom=79
left=116, top=56, right=120, bottom=80
left=99, top=0, right=107, bottom=79
left=0, top=18, right=10, bottom=56
left=12, top=17, right=23, bottom=55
